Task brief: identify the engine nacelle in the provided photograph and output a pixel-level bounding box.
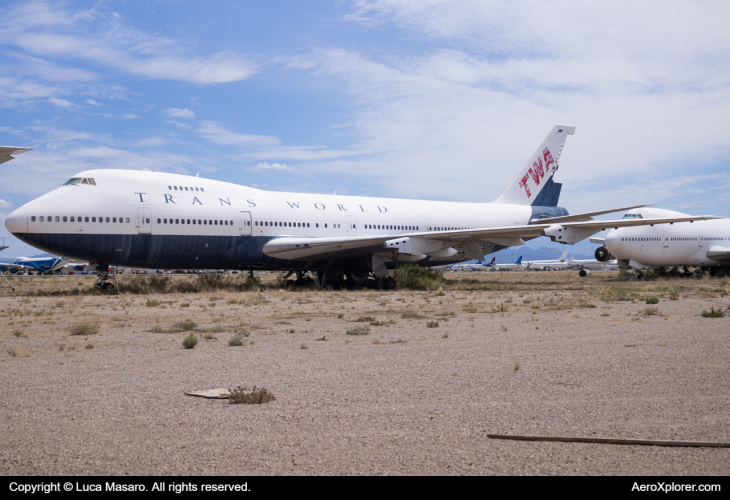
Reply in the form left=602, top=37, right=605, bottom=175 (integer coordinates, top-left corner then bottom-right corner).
left=73, top=265, right=85, bottom=272
left=384, top=237, right=449, bottom=257
left=594, top=246, right=613, bottom=262
left=541, top=224, right=597, bottom=245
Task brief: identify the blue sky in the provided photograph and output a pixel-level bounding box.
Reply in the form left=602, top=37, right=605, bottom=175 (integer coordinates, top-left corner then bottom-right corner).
left=2, top=0, right=730, bottom=258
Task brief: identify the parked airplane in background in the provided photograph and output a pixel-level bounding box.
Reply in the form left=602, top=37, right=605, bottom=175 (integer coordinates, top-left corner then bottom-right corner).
left=3, top=127, right=713, bottom=290
left=448, top=257, right=495, bottom=271
left=0, top=255, right=70, bottom=274
left=495, top=256, right=523, bottom=271
left=522, top=248, right=571, bottom=270
left=592, top=207, right=728, bottom=277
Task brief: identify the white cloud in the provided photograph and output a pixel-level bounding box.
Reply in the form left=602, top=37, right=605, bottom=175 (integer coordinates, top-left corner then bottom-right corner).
left=85, top=99, right=101, bottom=106
left=255, top=162, right=293, bottom=171
left=279, top=1, right=730, bottom=205
left=165, top=108, right=195, bottom=119
left=48, top=97, right=74, bottom=107
left=0, top=199, right=13, bottom=209
left=0, top=1, right=258, bottom=87
left=135, top=137, right=167, bottom=147
left=197, top=121, right=280, bottom=147
left=166, top=120, right=193, bottom=130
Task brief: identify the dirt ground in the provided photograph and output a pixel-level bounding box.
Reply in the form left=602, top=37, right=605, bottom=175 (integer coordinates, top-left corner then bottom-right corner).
left=1, top=270, right=729, bottom=475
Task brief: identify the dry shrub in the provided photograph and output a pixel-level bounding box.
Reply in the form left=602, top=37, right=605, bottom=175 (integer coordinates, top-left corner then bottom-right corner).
left=229, top=386, right=276, bottom=404
left=183, top=334, right=198, bottom=349
left=373, top=338, right=383, bottom=344
left=346, top=325, right=370, bottom=336
left=70, top=322, right=100, bottom=335
left=175, top=319, right=197, bottom=331
left=300, top=343, right=309, bottom=349
left=426, top=321, right=439, bottom=328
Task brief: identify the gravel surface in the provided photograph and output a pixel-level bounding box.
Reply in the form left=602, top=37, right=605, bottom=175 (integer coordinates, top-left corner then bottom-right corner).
left=1, top=272, right=729, bottom=475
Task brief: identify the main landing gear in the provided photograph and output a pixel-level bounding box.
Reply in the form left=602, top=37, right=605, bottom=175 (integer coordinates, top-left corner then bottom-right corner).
left=94, top=265, right=119, bottom=291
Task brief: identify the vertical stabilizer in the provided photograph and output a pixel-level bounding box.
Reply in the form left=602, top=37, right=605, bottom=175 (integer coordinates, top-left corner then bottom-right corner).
left=494, top=126, right=574, bottom=205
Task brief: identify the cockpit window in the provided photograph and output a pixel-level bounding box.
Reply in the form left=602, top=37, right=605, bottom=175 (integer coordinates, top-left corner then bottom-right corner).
left=622, top=213, right=643, bottom=219
left=63, top=177, right=96, bottom=186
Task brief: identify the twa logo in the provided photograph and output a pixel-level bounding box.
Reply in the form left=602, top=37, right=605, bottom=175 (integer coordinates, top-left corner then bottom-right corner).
left=519, top=148, right=555, bottom=198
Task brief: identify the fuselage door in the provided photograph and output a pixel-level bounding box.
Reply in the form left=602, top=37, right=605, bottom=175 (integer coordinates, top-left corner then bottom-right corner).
left=240, top=212, right=252, bottom=236
left=698, top=231, right=704, bottom=248
left=346, top=215, right=357, bottom=237
left=137, top=207, right=151, bottom=234
left=663, top=231, right=669, bottom=248
left=423, top=217, right=433, bottom=232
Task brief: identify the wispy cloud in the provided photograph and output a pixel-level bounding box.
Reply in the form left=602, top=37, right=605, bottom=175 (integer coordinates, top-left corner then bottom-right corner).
left=197, top=121, right=280, bottom=147
left=255, top=162, right=292, bottom=171
left=48, top=97, right=74, bottom=107
left=0, top=200, right=13, bottom=209
left=165, top=108, right=195, bottom=119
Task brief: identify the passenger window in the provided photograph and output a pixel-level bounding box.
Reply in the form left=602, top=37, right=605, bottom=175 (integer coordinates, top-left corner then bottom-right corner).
left=92, top=217, right=96, bottom=222
left=316, top=223, right=319, bottom=228
left=195, top=188, right=199, bottom=191
left=39, top=216, right=44, bottom=222
left=175, top=219, right=179, bottom=224
left=113, top=217, right=117, bottom=223
left=156, top=218, right=160, bottom=223
left=201, top=188, right=204, bottom=192
left=187, top=219, right=190, bottom=224
left=306, top=223, right=309, bottom=227
left=174, top=186, right=178, bottom=190
left=215, top=220, right=218, bottom=225
left=185, top=187, right=188, bottom=191
left=85, top=217, right=89, bottom=222
left=199, top=220, right=202, bottom=224
left=230, top=220, right=233, bottom=225
left=204, top=220, right=207, bottom=225
left=126, top=217, right=130, bottom=223
left=55, top=216, right=60, bottom=222
left=247, top=221, right=250, bottom=226
left=32, top=216, right=36, bottom=221
left=106, top=217, right=110, bottom=222
left=209, top=220, right=212, bottom=225
left=62, top=216, right=67, bottom=222
left=325, top=223, right=328, bottom=228
left=225, top=220, right=228, bottom=225
left=168, top=186, right=172, bottom=190
left=146, top=218, right=149, bottom=223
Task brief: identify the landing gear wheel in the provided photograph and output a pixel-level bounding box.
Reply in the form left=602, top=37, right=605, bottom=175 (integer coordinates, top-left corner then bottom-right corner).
left=578, top=269, right=587, bottom=277
left=101, top=282, right=114, bottom=291
left=375, top=278, right=384, bottom=291
left=385, top=277, right=396, bottom=290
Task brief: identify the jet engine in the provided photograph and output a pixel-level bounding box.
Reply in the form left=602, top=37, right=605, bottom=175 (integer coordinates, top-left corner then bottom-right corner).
left=594, top=246, right=613, bottom=262
left=73, top=265, right=85, bottom=272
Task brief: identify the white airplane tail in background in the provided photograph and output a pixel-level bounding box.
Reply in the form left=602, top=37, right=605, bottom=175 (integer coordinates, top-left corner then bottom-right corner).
left=494, top=125, right=575, bottom=206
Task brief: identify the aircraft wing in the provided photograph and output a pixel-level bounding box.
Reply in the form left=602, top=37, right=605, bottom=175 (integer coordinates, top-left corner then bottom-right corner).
left=263, top=215, right=719, bottom=262
left=0, top=147, right=32, bottom=165
left=529, top=205, right=650, bottom=224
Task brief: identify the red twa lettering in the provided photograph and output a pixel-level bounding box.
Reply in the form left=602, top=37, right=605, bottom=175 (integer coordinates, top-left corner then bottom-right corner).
left=528, top=167, right=540, bottom=185
left=519, top=173, right=531, bottom=198
left=532, top=156, right=544, bottom=179
left=543, top=148, right=555, bottom=170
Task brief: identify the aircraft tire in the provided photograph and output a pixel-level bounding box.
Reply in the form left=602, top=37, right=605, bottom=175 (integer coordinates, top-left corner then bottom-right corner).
left=374, top=278, right=384, bottom=291
left=579, top=269, right=587, bottom=277
left=385, top=277, right=396, bottom=290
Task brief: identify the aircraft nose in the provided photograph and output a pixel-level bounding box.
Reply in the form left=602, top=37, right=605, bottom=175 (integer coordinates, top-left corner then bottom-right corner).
left=604, top=230, right=621, bottom=253
left=5, top=207, right=28, bottom=240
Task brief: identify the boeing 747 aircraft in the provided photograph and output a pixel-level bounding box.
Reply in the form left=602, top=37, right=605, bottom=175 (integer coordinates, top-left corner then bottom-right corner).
left=593, top=207, right=729, bottom=278
left=3, top=127, right=713, bottom=290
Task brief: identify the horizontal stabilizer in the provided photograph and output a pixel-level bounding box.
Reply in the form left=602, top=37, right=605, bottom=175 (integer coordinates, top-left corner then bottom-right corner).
left=530, top=205, right=651, bottom=224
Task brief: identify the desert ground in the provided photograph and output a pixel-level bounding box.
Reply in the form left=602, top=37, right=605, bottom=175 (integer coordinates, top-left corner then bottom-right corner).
left=0, top=270, right=729, bottom=476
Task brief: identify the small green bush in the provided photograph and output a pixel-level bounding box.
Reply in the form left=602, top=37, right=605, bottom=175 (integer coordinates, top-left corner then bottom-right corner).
left=175, top=319, right=197, bottom=331
left=183, top=334, right=198, bottom=349
left=394, top=264, right=445, bottom=290
left=146, top=298, right=160, bottom=307
left=228, top=334, right=245, bottom=346
left=645, top=297, right=659, bottom=304
left=701, top=307, right=726, bottom=318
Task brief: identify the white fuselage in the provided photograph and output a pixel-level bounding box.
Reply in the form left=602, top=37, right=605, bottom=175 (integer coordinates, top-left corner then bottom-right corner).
left=6, top=169, right=541, bottom=270
left=604, top=208, right=730, bottom=268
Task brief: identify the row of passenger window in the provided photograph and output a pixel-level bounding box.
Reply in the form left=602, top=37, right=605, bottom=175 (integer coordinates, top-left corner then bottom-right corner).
left=32, top=216, right=129, bottom=223
left=169, top=186, right=204, bottom=192
left=367, top=224, right=420, bottom=231
left=157, top=218, right=242, bottom=226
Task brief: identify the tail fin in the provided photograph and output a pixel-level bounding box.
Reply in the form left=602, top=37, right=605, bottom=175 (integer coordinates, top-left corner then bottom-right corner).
left=488, top=257, right=495, bottom=266
left=494, top=126, right=575, bottom=206
left=516, top=256, right=522, bottom=264
left=558, top=248, right=569, bottom=261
